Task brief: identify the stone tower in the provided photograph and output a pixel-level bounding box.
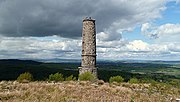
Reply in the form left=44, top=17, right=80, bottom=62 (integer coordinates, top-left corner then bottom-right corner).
left=79, top=17, right=97, bottom=76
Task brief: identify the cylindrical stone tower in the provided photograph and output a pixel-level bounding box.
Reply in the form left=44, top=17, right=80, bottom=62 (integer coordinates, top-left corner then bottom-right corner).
left=79, top=17, right=97, bottom=76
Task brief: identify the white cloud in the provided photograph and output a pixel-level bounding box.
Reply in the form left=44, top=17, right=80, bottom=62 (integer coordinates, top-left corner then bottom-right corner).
left=156, top=24, right=180, bottom=35
left=0, top=36, right=81, bottom=59
left=126, top=40, right=149, bottom=51
left=0, top=35, right=180, bottom=60
left=96, top=39, right=180, bottom=60
left=141, top=23, right=180, bottom=42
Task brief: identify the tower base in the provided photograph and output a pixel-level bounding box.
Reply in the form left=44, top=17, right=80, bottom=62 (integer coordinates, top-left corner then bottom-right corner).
left=78, top=66, right=97, bottom=77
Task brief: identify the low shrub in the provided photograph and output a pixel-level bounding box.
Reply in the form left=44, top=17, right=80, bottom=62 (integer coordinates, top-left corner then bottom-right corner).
left=168, top=79, right=180, bottom=88
left=78, top=72, right=96, bottom=81
left=17, top=72, right=33, bottom=83
left=109, top=75, right=124, bottom=83
left=128, top=78, right=139, bottom=84
left=48, top=72, right=64, bottom=82
left=65, top=75, right=76, bottom=81
left=140, top=78, right=157, bottom=84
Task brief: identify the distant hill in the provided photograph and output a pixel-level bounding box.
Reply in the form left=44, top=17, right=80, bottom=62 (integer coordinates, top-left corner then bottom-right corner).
left=0, top=59, right=179, bottom=81
left=0, top=59, right=79, bottom=80
left=150, top=60, right=180, bottom=65
left=0, top=59, right=42, bottom=65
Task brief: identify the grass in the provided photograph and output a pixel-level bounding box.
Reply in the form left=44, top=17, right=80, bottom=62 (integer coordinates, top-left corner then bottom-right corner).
left=0, top=81, right=179, bottom=102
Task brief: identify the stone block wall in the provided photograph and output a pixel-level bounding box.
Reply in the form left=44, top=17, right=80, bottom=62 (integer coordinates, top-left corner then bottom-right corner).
left=79, top=17, right=97, bottom=76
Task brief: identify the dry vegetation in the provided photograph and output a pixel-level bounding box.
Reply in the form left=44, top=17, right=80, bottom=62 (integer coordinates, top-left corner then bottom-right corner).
left=0, top=81, right=179, bottom=102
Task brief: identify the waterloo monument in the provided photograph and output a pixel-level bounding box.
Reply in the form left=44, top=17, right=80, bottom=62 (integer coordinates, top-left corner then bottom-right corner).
left=79, top=17, right=97, bottom=76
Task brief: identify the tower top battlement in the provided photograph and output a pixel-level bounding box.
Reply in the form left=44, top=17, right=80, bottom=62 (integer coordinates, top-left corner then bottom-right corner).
left=83, top=17, right=95, bottom=22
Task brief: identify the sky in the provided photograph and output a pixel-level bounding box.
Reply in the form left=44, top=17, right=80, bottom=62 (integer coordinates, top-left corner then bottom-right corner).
left=0, top=0, right=180, bottom=61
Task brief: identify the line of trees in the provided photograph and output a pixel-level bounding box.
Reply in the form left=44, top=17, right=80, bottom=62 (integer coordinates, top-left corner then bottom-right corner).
left=16, top=72, right=180, bottom=88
